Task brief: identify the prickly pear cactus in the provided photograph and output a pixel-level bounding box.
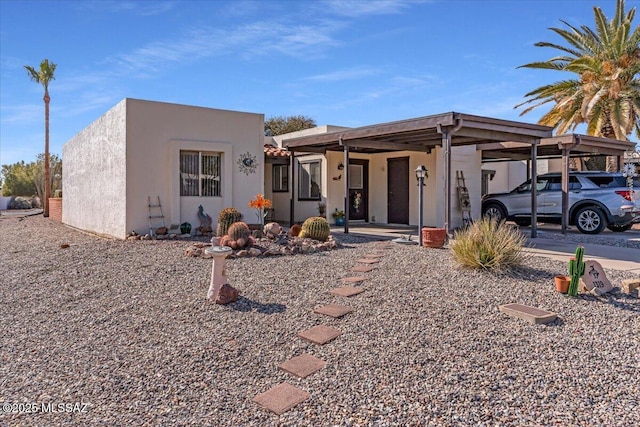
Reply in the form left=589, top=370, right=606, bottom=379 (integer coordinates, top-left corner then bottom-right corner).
left=217, top=207, right=243, bottom=237
left=299, top=217, right=330, bottom=242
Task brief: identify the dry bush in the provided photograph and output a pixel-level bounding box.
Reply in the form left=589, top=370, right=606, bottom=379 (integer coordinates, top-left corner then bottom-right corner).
left=450, top=218, right=526, bottom=271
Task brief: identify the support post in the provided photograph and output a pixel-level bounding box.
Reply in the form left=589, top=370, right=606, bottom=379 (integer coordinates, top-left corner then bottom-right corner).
left=530, top=142, right=538, bottom=238
left=561, top=148, right=570, bottom=234
left=343, top=140, right=349, bottom=234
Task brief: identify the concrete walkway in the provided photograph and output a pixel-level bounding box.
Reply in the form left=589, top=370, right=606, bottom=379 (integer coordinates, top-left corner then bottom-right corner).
left=335, top=223, right=640, bottom=273
left=524, top=238, right=640, bottom=273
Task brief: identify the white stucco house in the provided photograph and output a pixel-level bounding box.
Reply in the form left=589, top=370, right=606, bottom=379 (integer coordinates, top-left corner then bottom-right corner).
left=63, top=101, right=633, bottom=239
left=63, top=98, right=264, bottom=239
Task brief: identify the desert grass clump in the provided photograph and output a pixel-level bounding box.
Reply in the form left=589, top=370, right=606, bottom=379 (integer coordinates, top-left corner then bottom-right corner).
left=449, top=217, right=526, bottom=271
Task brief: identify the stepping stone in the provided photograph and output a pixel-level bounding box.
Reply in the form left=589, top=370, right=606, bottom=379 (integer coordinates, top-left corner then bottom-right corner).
left=298, top=325, right=342, bottom=345
left=340, top=276, right=368, bottom=284
left=330, top=286, right=364, bottom=297
left=279, top=353, right=326, bottom=378
left=253, top=382, right=310, bottom=415
left=364, top=252, right=384, bottom=258
left=314, top=303, right=353, bottom=318
left=498, top=303, right=557, bottom=325
left=356, top=258, right=380, bottom=264
left=352, top=265, right=376, bottom=273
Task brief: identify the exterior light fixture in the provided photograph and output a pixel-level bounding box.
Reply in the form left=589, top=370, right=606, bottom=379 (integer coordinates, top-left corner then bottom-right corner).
left=415, top=165, right=428, bottom=246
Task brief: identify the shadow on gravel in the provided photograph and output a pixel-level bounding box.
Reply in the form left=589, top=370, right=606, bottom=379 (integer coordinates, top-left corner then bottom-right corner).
left=581, top=291, right=640, bottom=313
left=229, top=296, right=286, bottom=314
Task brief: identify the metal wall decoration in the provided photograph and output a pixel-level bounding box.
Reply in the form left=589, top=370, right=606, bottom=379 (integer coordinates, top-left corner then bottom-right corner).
left=237, top=152, right=258, bottom=175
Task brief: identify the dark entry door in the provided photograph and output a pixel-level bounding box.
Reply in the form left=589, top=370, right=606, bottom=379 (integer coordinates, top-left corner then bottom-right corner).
left=348, top=159, right=368, bottom=221
left=387, top=157, right=409, bottom=224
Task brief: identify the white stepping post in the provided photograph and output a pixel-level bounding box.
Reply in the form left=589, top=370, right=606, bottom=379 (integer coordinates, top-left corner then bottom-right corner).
left=205, top=245, right=233, bottom=301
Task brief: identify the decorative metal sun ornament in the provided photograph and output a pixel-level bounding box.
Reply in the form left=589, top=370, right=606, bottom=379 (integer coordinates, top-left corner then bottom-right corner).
left=237, top=152, right=258, bottom=175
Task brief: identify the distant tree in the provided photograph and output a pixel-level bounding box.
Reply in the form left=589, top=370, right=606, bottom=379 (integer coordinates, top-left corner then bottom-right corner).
left=1, top=155, right=62, bottom=201
left=516, top=0, right=640, bottom=171
left=265, top=115, right=316, bottom=136
left=25, top=59, right=57, bottom=215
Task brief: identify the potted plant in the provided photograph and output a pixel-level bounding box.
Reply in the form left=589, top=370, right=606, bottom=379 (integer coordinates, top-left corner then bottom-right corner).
left=332, top=208, right=345, bottom=226
left=554, top=275, right=571, bottom=293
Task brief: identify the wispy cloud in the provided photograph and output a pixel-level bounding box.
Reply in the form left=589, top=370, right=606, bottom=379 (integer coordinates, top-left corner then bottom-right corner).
left=0, top=104, right=41, bottom=124
left=321, top=0, right=427, bottom=17
left=77, top=1, right=177, bottom=16
left=305, top=67, right=381, bottom=82
left=104, top=20, right=343, bottom=78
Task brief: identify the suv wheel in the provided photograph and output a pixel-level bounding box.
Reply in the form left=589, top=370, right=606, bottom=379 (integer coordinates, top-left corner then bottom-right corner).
left=606, top=223, right=632, bottom=232
left=482, top=203, right=506, bottom=222
left=575, top=206, right=606, bottom=234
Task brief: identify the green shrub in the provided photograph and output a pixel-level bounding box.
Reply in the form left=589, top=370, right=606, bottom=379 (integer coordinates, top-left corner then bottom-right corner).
left=449, top=218, right=526, bottom=271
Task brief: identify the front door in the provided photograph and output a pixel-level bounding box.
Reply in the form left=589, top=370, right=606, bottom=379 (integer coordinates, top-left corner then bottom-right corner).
left=348, top=159, right=368, bottom=221
left=387, top=157, right=409, bottom=224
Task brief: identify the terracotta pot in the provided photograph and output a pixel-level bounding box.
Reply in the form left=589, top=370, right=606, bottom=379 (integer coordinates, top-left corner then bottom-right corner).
left=554, top=275, right=571, bottom=293
left=422, top=227, right=447, bottom=248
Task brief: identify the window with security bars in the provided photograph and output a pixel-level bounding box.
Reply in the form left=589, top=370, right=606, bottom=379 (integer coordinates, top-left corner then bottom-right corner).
left=180, top=151, right=221, bottom=197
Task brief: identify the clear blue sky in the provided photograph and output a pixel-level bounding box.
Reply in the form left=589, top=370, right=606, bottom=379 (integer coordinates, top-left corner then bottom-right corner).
left=1, top=0, right=638, bottom=168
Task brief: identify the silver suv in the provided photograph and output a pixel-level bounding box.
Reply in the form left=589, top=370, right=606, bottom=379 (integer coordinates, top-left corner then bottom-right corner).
left=482, top=172, right=640, bottom=234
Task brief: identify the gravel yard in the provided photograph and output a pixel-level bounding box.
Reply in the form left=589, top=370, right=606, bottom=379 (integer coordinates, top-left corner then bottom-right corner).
left=1, top=215, right=638, bottom=426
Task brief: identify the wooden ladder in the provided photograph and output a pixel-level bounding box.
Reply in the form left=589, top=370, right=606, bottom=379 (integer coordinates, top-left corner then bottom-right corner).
left=456, top=171, right=472, bottom=227
left=147, top=195, right=166, bottom=236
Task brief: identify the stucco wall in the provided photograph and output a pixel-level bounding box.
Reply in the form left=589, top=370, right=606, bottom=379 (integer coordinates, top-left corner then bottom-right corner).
left=125, top=99, right=264, bottom=235
left=63, top=99, right=127, bottom=237
left=295, top=146, right=482, bottom=229
left=63, top=98, right=264, bottom=239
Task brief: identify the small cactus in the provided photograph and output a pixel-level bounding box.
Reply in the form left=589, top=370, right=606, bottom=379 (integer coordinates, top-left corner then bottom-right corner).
left=221, top=222, right=254, bottom=249
left=289, top=224, right=301, bottom=237
left=299, top=217, right=331, bottom=242
left=217, top=208, right=243, bottom=237
left=567, top=246, right=586, bottom=296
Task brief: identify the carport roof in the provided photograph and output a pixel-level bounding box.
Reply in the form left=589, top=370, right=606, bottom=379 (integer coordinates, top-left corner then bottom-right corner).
left=282, top=112, right=553, bottom=154
left=481, top=134, right=636, bottom=160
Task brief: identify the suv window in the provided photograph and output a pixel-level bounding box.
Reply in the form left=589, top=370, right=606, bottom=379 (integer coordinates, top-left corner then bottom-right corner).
left=515, top=178, right=551, bottom=192
left=540, top=176, right=581, bottom=191
left=587, top=175, right=621, bottom=188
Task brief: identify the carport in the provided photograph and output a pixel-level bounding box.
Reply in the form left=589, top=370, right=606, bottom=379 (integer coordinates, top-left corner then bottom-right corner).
left=283, top=112, right=553, bottom=237
left=480, top=134, right=636, bottom=234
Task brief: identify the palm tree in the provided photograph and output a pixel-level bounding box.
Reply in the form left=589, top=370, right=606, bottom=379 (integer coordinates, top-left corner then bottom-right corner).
left=516, top=0, right=640, bottom=171
left=25, top=59, right=57, bottom=216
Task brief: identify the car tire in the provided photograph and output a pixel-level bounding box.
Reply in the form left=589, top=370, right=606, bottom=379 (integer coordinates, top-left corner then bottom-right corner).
left=482, top=203, right=506, bottom=222
left=606, top=223, right=632, bottom=232
left=575, top=206, right=606, bottom=234
left=514, top=218, right=531, bottom=227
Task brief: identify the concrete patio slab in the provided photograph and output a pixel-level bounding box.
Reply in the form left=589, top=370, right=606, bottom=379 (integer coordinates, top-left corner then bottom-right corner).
left=253, top=382, right=310, bottom=415
left=278, top=353, right=326, bottom=379
left=340, top=276, right=368, bottom=283
left=298, top=325, right=342, bottom=345
left=314, top=303, right=353, bottom=318
left=330, top=286, right=365, bottom=297
left=498, top=303, right=557, bottom=325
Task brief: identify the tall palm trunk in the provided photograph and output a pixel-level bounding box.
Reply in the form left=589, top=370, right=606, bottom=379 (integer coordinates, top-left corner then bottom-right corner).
left=44, top=92, right=50, bottom=217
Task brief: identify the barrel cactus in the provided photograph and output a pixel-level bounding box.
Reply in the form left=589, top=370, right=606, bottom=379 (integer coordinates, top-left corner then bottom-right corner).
left=299, top=217, right=331, bottom=241
left=217, top=207, right=243, bottom=237
left=289, top=224, right=301, bottom=237
left=220, top=221, right=254, bottom=249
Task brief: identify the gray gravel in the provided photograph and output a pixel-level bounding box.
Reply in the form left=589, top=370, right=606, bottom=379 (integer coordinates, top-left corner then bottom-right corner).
left=1, top=215, right=639, bottom=426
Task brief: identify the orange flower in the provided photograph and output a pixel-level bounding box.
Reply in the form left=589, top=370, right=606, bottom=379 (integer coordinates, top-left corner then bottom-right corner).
left=249, top=194, right=272, bottom=209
